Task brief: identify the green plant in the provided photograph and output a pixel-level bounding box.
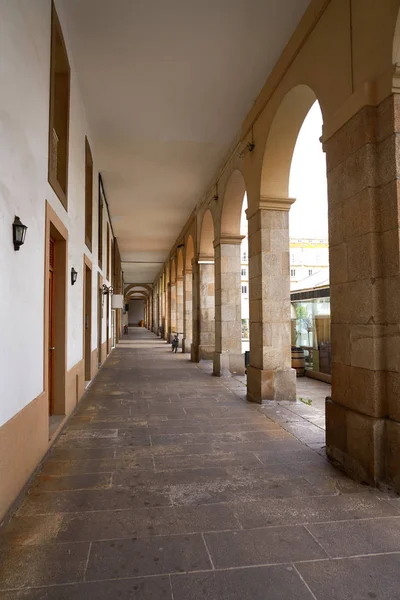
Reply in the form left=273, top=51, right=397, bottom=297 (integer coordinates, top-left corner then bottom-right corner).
left=299, top=397, right=312, bottom=406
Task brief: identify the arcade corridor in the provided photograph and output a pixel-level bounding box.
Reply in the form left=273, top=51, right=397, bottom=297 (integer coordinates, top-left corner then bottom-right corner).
left=1, top=328, right=400, bottom=599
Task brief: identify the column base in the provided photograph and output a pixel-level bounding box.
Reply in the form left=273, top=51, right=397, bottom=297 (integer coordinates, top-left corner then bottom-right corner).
left=247, top=366, right=296, bottom=403
left=183, top=338, right=192, bottom=354
left=326, top=397, right=386, bottom=487
left=213, top=352, right=245, bottom=377
left=191, top=345, right=214, bottom=362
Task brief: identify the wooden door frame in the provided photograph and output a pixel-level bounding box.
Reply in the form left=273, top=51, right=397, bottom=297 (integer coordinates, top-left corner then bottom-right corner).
left=97, top=273, right=103, bottom=367
left=43, top=202, right=67, bottom=420
left=83, top=255, right=92, bottom=381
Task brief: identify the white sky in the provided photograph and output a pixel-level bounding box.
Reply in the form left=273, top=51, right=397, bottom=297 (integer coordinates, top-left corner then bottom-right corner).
left=289, top=101, right=328, bottom=239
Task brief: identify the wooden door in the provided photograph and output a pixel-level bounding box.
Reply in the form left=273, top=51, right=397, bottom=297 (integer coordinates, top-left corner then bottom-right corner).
left=48, top=239, right=55, bottom=415
left=97, top=275, right=102, bottom=366
left=84, top=264, right=92, bottom=381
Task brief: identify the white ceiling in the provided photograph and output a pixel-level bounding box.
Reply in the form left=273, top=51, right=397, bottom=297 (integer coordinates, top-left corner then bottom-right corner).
left=60, top=0, right=310, bottom=283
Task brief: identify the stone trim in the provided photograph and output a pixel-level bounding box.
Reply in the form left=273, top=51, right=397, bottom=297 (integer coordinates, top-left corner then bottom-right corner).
left=214, top=235, right=245, bottom=247
left=246, top=197, right=295, bottom=219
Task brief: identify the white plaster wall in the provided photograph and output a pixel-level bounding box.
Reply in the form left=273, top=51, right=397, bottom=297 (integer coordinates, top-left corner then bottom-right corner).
left=0, top=0, right=113, bottom=427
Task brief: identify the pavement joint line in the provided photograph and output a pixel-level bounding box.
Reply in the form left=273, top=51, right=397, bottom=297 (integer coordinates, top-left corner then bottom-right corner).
left=302, top=524, right=332, bottom=559
left=83, top=541, right=92, bottom=582
left=4, top=552, right=400, bottom=593
left=201, top=532, right=216, bottom=570
left=292, top=563, right=318, bottom=600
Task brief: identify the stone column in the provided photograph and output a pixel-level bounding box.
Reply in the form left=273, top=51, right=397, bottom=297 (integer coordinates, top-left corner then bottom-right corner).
left=183, top=268, right=193, bottom=353
left=325, top=96, right=400, bottom=490
left=213, top=236, right=245, bottom=376
left=191, top=256, right=215, bottom=361
left=176, top=276, right=184, bottom=347
left=247, top=198, right=296, bottom=403
left=162, top=287, right=168, bottom=340
left=168, top=282, right=177, bottom=343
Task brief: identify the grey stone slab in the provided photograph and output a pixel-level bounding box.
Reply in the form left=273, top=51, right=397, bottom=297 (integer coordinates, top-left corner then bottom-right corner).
left=171, top=565, right=315, bottom=600
left=197, top=422, right=281, bottom=433
left=48, top=448, right=115, bottom=461
left=233, top=494, right=398, bottom=529
left=153, top=451, right=261, bottom=471
left=204, top=525, right=327, bottom=568
left=255, top=448, right=328, bottom=465
left=0, top=577, right=172, bottom=599
left=0, top=515, right=64, bottom=546
left=17, top=487, right=172, bottom=516
left=114, top=466, right=229, bottom=488
left=296, top=553, right=400, bottom=600
left=0, top=542, right=89, bottom=590
left=117, top=444, right=214, bottom=458
left=169, top=475, right=323, bottom=506
left=211, top=439, right=304, bottom=453
left=307, top=516, right=400, bottom=557
left=57, top=504, right=239, bottom=542
left=86, top=533, right=211, bottom=580
left=41, top=457, right=154, bottom=476
left=32, top=473, right=112, bottom=492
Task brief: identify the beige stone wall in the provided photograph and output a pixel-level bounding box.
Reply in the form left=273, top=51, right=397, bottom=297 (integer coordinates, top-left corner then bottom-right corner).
left=183, top=270, right=193, bottom=353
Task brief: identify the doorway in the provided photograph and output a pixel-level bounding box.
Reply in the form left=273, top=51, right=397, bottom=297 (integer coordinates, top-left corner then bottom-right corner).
left=48, top=238, right=55, bottom=415
left=97, top=273, right=102, bottom=367
left=84, top=263, right=92, bottom=383
left=45, top=205, right=67, bottom=437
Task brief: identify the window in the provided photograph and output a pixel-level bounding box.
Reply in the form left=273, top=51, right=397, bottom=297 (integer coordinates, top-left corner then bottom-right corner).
left=85, top=138, right=93, bottom=250
left=291, top=269, right=296, bottom=277
left=48, top=3, right=70, bottom=209
left=308, top=269, right=313, bottom=276
left=241, top=267, right=247, bottom=277
left=98, top=179, right=103, bottom=270
left=241, top=285, right=247, bottom=294
left=242, top=251, right=247, bottom=261
left=291, top=253, right=295, bottom=263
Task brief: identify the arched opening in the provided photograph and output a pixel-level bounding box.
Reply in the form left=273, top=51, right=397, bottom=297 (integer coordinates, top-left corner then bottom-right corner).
left=176, top=249, right=184, bottom=347
left=289, top=100, right=330, bottom=406
left=193, top=210, right=215, bottom=362
left=169, top=258, right=177, bottom=341
left=183, top=234, right=195, bottom=353
left=214, top=170, right=247, bottom=376
left=248, top=85, right=326, bottom=405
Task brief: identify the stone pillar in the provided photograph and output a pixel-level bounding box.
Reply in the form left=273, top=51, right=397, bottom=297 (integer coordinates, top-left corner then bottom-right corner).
left=213, top=236, right=245, bottom=376
left=325, top=96, right=400, bottom=490
left=153, top=292, right=158, bottom=334
left=176, top=276, right=184, bottom=347
left=168, top=282, right=177, bottom=342
left=191, top=256, right=215, bottom=362
left=183, top=268, right=193, bottom=353
left=247, top=198, right=296, bottom=403
left=162, top=287, right=168, bottom=340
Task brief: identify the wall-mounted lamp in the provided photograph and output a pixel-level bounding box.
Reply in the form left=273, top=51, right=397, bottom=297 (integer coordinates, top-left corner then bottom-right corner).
left=71, top=267, right=78, bottom=285
left=13, top=216, right=28, bottom=251
left=239, top=141, right=255, bottom=159
left=177, top=243, right=184, bottom=249
left=102, top=284, right=113, bottom=296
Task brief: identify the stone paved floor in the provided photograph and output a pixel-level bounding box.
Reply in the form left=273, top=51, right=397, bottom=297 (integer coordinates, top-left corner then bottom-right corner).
left=1, top=328, right=400, bottom=599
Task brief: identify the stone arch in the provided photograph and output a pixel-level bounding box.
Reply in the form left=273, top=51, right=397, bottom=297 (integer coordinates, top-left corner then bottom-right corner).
left=185, top=233, right=194, bottom=270
left=199, top=209, right=215, bottom=257
left=260, top=85, right=320, bottom=199
left=220, top=170, right=247, bottom=237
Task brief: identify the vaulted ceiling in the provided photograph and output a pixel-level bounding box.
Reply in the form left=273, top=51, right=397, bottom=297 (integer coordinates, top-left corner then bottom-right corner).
left=59, top=0, right=310, bottom=283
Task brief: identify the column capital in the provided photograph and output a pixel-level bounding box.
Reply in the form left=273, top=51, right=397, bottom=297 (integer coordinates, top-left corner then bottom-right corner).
left=246, top=196, right=295, bottom=219
left=193, top=254, right=214, bottom=265
left=184, top=268, right=192, bottom=275
left=213, top=235, right=245, bottom=248
left=177, top=275, right=184, bottom=282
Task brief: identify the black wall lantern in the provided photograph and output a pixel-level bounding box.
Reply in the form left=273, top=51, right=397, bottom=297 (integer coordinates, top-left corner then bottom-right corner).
left=71, top=267, right=78, bottom=285
left=13, top=216, right=27, bottom=251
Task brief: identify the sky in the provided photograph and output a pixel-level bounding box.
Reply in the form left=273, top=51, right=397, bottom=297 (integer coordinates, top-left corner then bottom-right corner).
left=288, top=101, right=328, bottom=239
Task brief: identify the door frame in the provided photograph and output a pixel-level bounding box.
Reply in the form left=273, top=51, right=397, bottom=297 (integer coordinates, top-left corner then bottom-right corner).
left=83, top=255, right=92, bottom=382
left=43, top=202, right=67, bottom=420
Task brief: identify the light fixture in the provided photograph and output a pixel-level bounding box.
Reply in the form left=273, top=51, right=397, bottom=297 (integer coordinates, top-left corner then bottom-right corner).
left=212, top=182, right=219, bottom=202
left=71, top=267, right=78, bottom=285
left=102, top=284, right=113, bottom=295
left=12, top=216, right=27, bottom=251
